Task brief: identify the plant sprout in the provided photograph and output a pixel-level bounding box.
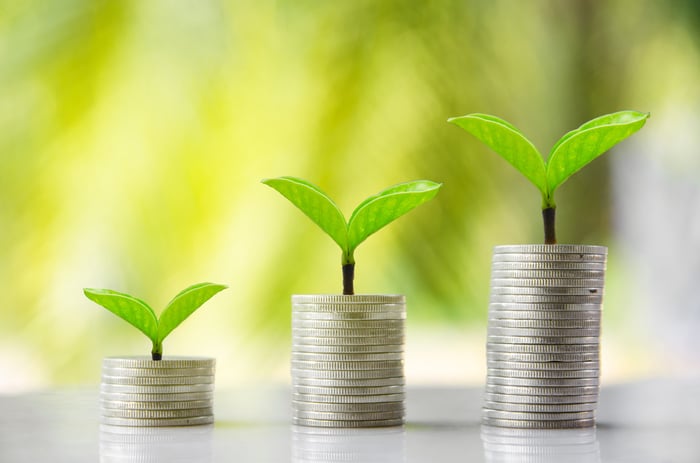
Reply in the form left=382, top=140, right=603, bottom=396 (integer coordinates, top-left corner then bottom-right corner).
left=84, top=282, right=227, bottom=360
left=262, top=177, right=441, bottom=295
left=448, top=110, right=649, bottom=244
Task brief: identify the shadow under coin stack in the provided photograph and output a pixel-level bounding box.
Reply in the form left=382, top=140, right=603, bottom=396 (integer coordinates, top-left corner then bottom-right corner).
left=291, top=295, right=406, bottom=428
left=100, top=357, right=215, bottom=427
left=484, top=245, right=606, bottom=429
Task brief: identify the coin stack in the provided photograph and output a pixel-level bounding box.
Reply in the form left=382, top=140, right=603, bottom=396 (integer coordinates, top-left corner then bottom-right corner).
left=100, top=356, right=216, bottom=427
left=291, top=295, right=406, bottom=428
left=484, top=245, right=606, bottom=429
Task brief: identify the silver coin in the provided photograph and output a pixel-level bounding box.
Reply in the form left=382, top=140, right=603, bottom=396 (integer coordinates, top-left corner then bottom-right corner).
left=292, top=304, right=405, bottom=313
left=481, top=417, right=595, bottom=429
left=291, top=352, right=404, bottom=362
left=482, top=408, right=595, bottom=421
left=292, top=417, right=404, bottom=428
left=488, top=368, right=599, bottom=379
left=487, top=351, right=599, bottom=363
left=292, top=336, right=404, bottom=346
left=487, top=335, right=599, bottom=345
left=494, top=245, right=607, bottom=255
left=100, top=415, right=214, bottom=427
left=489, top=310, right=601, bottom=321
left=293, top=377, right=405, bottom=387
left=100, top=399, right=212, bottom=410
left=491, top=286, right=604, bottom=296
left=101, top=375, right=214, bottom=386
left=487, top=327, right=600, bottom=337
left=291, top=368, right=403, bottom=380
left=292, top=319, right=404, bottom=329
left=490, top=294, right=603, bottom=304
left=292, top=294, right=405, bottom=304
left=99, top=391, right=214, bottom=402
left=292, top=401, right=404, bottom=413
left=486, top=343, right=598, bottom=354
left=486, top=377, right=599, bottom=387
left=492, top=254, right=606, bottom=264
left=489, top=301, right=601, bottom=310
left=484, top=393, right=598, bottom=405
left=487, top=360, right=600, bottom=371
left=292, top=392, right=404, bottom=404
left=294, top=410, right=404, bottom=421
left=102, top=357, right=215, bottom=369
left=101, top=366, right=215, bottom=378
left=488, top=318, right=600, bottom=329
left=491, top=270, right=605, bottom=279
left=485, top=384, right=599, bottom=396
left=100, top=383, right=215, bottom=394
left=291, top=360, right=403, bottom=371
left=292, top=344, right=404, bottom=354
left=484, top=401, right=597, bottom=413
left=293, top=328, right=404, bottom=338
left=491, top=278, right=605, bottom=289
left=101, top=407, right=213, bottom=419
left=293, top=385, right=404, bottom=396
left=292, top=311, right=405, bottom=321
left=491, top=261, right=606, bottom=270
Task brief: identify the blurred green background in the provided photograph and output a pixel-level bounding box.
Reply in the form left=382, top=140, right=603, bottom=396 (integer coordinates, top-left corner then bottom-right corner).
left=1, top=0, right=699, bottom=392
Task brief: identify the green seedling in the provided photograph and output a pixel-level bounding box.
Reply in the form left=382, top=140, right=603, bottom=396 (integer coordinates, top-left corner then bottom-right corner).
left=448, top=110, right=649, bottom=243
left=262, top=177, right=441, bottom=295
left=84, top=282, right=227, bottom=360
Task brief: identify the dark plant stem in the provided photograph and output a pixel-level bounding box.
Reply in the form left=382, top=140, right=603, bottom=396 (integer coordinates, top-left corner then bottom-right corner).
left=342, top=263, right=355, bottom=295
left=542, top=207, right=557, bottom=244
left=151, top=352, right=162, bottom=361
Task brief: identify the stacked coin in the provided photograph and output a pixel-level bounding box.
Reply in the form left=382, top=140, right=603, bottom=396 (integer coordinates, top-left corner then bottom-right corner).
left=100, top=356, right=215, bottom=427
left=291, top=295, right=406, bottom=428
left=484, top=245, right=606, bottom=429
left=481, top=426, right=600, bottom=463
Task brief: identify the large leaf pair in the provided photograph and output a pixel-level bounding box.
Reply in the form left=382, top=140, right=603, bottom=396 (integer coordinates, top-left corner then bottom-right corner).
left=447, top=111, right=649, bottom=209
left=262, top=177, right=441, bottom=294
left=84, top=282, right=227, bottom=359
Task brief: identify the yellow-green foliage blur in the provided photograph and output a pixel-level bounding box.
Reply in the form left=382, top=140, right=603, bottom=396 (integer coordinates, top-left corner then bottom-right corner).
left=1, top=0, right=699, bottom=391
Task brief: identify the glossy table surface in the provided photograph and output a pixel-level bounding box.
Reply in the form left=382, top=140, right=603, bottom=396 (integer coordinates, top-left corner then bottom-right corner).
left=1, top=378, right=699, bottom=462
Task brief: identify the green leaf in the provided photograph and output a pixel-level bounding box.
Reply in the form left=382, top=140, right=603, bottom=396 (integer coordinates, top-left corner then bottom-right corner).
left=347, top=180, right=442, bottom=253
left=546, top=110, right=649, bottom=194
left=83, top=288, right=158, bottom=343
left=262, top=177, right=348, bottom=251
left=157, top=282, right=227, bottom=343
left=448, top=113, right=547, bottom=195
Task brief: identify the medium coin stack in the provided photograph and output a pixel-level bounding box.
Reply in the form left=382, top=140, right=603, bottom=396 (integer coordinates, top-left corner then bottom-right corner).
left=484, top=245, right=606, bottom=429
left=100, top=356, right=215, bottom=427
left=291, top=295, right=406, bottom=428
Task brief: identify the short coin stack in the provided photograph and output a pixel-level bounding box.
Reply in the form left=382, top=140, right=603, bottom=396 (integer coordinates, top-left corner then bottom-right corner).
left=100, top=356, right=215, bottom=427
left=291, top=295, right=406, bottom=428
left=484, top=245, right=606, bottom=429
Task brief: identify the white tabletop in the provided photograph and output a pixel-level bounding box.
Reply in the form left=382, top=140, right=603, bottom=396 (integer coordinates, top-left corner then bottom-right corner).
left=1, top=379, right=699, bottom=462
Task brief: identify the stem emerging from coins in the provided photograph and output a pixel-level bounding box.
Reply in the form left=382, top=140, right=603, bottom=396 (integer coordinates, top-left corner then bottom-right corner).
left=342, top=263, right=355, bottom=295
left=542, top=207, right=557, bottom=245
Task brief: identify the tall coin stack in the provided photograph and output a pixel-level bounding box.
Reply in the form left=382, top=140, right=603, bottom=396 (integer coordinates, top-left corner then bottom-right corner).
left=100, top=356, right=216, bottom=427
left=484, top=245, right=606, bottom=429
left=291, top=295, right=406, bottom=428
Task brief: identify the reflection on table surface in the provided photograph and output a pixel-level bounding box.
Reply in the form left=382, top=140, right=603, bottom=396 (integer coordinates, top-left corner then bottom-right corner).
left=481, top=426, right=600, bottom=463
left=100, top=424, right=214, bottom=463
